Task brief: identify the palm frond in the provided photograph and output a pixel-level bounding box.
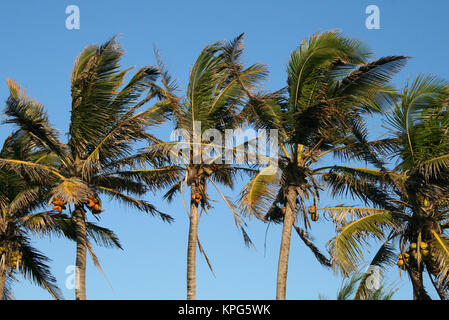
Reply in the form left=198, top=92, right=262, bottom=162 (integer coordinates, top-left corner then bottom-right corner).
left=294, top=225, right=331, bottom=267
left=4, top=79, right=68, bottom=160
left=17, top=240, right=63, bottom=299
left=97, top=186, right=173, bottom=222
left=327, top=210, right=396, bottom=275
left=430, top=230, right=449, bottom=285
left=238, top=166, right=280, bottom=219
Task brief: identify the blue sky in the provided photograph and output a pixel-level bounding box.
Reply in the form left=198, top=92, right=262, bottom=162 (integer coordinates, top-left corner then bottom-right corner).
left=0, top=0, right=448, bottom=300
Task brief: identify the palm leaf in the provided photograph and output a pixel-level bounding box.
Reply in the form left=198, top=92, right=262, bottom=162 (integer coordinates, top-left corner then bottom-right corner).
left=327, top=210, right=396, bottom=275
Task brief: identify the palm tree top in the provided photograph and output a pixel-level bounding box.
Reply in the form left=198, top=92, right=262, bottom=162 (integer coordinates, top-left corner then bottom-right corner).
left=1, top=36, right=172, bottom=222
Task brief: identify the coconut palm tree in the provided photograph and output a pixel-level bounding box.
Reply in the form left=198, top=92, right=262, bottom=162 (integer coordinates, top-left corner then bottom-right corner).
left=0, top=131, right=62, bottom=299
left=0, top=129, right=130, bottom=300
left=325, top=74, right=449, bottom=300
left=238, top=30, right=408, bottom=299
left=0, top=37, right=172, bottom=299
left=139, top=34, right=268, bottom=299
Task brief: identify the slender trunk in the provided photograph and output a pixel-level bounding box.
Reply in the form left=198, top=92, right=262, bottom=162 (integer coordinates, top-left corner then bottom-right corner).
left=0, top=262, right=6, bottom=300
left=187, top=185, right=199, bottom=300
left=73, top=207, right=87, bottom=300
left=408, top=268, right=431, bottom=300
left=276, top=186, right=297, bottom=300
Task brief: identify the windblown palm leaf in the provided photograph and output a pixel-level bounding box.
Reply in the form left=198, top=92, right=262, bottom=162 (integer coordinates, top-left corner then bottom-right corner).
left=0, top=37, right=173, bottom=299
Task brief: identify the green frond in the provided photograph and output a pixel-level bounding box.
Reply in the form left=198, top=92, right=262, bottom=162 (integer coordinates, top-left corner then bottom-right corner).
left=97, top=186, right=173, bottom=222
left=327, top=210, right=395, bottom=276
left=111, top=166, right=184, bottom=192
left=323, top=205, right=392, bottom=228
left=287, top=30, right=371, bottom=112
left=197, top=237, right=215, bottom=277
left=333, top=56, right=408, bottom=113
left=294, top=226, right=331, bottom=267
left=69, top=36, right=159, bottom=160
left=238, top=166, right=280, bottom=219
left=324, top=167, right=394, bottom=209
left=386, top=74, right=449, bottom=174
left=81, top=99, right=170, bottom=178
left=0, top=157, right=65, bottom=182
left=163, top=180, right=183, bottom=203
left=86, top=222, right=122, bottom=249
left=91, top=174, right=148, bottom=196
left=16, top=240, right=63, bottom=299
left=429, top=230, right=449, bottom=284
left=4, top=79, right=68, bottom=160
left=337, top=273, right=362, bottom=300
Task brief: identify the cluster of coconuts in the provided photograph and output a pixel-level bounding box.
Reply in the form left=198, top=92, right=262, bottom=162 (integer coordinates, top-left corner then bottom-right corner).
left=308, top=205, right=318, bottom=221
left=397, top=252, right=410, bottom=270
left=51, top=196, right=66, bottom=213
left=192, top=192, right=202, bottom=204
left=86, top=194, right=102, bottom=214
left=409, top=242, right=430, bottom=259
left=397, top=242, right=430, bottom=270
left=9, top=251, right=22, bottom=268
left=280, top=204, right=318, bottom=222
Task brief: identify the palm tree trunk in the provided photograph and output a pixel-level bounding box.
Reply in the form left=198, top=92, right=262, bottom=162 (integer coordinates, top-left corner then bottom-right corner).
left=0, top=262, right=6, bottom=300
left=73, top=207, right=87, bottom=300
left=276, top=186, right=296, bottom=300
left=408, top=268, right=431, bottom=300
left=187, top=184, right=199, bottom=300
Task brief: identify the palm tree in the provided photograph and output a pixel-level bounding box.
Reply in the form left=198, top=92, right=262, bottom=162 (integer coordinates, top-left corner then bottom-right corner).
left=0, top=131, right=62, bottom=299
left=140, top=34, right=267, bottom=299
left=0, top=37, right=172, bottom=299
left=325, top=75, right=449, bottom=299
left=238, top=30, right=408, bottom=299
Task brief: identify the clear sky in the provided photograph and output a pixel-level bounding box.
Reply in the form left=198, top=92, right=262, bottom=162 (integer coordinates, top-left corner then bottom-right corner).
left=0, top=0, right=448, bottom=300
